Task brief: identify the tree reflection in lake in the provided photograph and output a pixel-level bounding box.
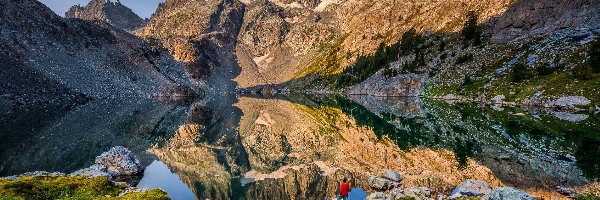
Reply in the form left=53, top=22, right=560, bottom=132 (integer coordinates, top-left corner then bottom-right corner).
left=1, top=94, right=599, bottom=199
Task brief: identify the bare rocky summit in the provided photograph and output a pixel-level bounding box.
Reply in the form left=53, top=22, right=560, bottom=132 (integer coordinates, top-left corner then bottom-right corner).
left=65, top=0, right=148, bottom=31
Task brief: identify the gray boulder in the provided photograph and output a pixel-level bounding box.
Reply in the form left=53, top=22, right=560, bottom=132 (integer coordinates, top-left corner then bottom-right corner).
left=450, top=179, right=492, bottom=198
left=488, top=187, right=535, bottom=200
left=368, top=175, right=399, bottom=190
left=94, top=146, right=144, bottom=177
left=555, top=96, right=591, bottom=107
left=399, top=187, right=432, bottom=200
left=382, top=169, right=403, bottom=182
left=491, top=95, right=505, bottom=105
left=366, top=192, right=386, bottom=200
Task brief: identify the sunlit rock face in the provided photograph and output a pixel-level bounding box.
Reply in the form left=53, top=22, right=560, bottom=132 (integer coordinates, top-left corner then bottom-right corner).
left=489, top=0, right=600, bottom=42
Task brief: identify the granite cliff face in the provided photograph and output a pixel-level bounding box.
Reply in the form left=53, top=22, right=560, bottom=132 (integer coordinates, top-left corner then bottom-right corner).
left=65, top=0, right=148, bottom=31
left=138, top=0, right=245, bottom=93
left=135, top=0, right=600, bottom=97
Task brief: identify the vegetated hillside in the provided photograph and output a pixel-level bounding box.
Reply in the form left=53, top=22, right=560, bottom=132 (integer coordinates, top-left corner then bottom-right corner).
left=0, top=0, right=196, bottom=103
left=144, top=0, right=598, bottom=100
left=137, top=0, right=517, bottom=90
left=285, top=0, right=600, bottom=104
left=65, top=0, right=148, bottom=31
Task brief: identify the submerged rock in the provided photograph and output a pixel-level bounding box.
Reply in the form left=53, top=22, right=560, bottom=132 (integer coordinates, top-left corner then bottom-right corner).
left=488, top=187, right=535, bottom=200
left=450, top=179, right=492, bottom=198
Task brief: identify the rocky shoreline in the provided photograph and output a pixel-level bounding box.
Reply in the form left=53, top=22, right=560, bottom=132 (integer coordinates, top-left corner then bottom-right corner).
left=363, top=170, right=582, bottom=200
left=1, top=146, right=167, bottom=199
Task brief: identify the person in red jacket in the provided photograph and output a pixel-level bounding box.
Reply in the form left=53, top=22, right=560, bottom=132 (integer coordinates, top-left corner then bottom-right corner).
left=339, top=178, right=351, bottom=200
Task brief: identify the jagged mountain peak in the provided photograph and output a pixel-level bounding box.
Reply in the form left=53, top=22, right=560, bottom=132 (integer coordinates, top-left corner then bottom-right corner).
left=65, top=0, right=147, bottom=31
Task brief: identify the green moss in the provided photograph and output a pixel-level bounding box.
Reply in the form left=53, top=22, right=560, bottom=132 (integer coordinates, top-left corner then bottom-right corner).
left=115, top=189, right=170, bottom=200
left=0, top=176, right=170, bottom=200
left=579, top=193, right=600, bottom=200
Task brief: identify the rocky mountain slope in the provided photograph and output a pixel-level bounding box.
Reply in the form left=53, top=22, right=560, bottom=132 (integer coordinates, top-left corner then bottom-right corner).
left=135, top=0, right=600, bottom=104
left=65, top=0, right=148, bottom=31
left=0, top=0, right=197, bottom=104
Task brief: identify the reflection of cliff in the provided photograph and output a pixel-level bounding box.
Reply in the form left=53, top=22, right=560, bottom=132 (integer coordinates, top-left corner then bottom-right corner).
left=148, top=96, right=596, bottom=199
left=0, top=99, right=184, bottom=176
left=150, top=124, right=233, bottom=200
left=348, top=96, right=424, bottom=118
left=346, top=97, right=592, bottom=198
left=236, top=97, right=502, bottom=195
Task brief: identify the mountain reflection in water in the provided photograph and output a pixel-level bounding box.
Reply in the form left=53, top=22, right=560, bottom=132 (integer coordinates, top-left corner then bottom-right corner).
left=1, top=94, right=599, bottom=199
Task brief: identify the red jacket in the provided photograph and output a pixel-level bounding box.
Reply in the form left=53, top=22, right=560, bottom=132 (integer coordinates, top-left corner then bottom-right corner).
left=340, top=182, right=350, bottom=197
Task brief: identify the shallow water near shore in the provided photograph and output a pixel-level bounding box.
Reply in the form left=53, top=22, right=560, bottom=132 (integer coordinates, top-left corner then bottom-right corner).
left=1, top=95, right=599, bottom=199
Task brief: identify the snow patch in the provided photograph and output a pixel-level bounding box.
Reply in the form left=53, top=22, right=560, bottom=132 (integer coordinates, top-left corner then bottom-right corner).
left=253, top=53, right=274, bottom=69
left=269, top=0, right=304, bottom=9
left=314, top=0, right=340, bottom=12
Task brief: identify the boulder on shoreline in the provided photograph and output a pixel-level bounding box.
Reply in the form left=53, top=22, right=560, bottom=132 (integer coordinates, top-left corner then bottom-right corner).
left=70, top=146, right=144, bottom=179
left=488, top=187, right=535, bottom=200
left=555, top=96, right=591, bottom=107
left=368, top=170, right=403, bottom=190
left=368, top=175, right=399, bottom=190
left=95, top=146, right=145, bottom=177
left=450, top=179, right=492, bottom=198
left=382, top=169, right=403, bottom=182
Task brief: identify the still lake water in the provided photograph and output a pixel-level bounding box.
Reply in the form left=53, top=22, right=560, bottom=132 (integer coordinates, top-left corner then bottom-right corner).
left=1, top=94, right=599, bottom=199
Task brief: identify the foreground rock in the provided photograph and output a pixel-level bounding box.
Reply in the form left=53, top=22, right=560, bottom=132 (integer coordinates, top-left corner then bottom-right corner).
left=450, top=179, right=492, bottom=198
left=71, top=146, right=144, bottom=179
left=382, top=169, right=403, bottom=182
left=394, top=187, right=432, bottom=200
left=368, top=175, right=400, bottom=190
left=488, top=187, right=535, bottom=200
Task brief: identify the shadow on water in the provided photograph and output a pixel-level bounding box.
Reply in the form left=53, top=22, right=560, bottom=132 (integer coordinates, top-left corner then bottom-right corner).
left=1, top=93, right=599, bottom=199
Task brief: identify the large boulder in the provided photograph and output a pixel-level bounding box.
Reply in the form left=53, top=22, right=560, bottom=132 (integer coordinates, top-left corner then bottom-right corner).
left=393, top=187, right=432, bottom=200
left=450, top=179, right=492, bottom=198
left=555, top=96, right=591, bottom=107
left=488, top=187, right=535, bottom=200
left=382, top=169, right=403, bottom=182
left=491, top=95, right=505, bottom=105
left=368, top=175, right=399, bottom=190
left=94, top=146, right=144, bottom=177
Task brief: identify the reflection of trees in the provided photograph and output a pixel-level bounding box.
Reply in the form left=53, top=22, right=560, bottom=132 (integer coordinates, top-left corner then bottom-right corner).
left=576, top=138, right=600, bottom=181
left=453, top=138, right=476, bottom=170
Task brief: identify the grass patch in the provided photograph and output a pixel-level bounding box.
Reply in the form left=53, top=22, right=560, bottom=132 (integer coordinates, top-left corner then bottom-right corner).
left=0, top=176, right=169, bottom=200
